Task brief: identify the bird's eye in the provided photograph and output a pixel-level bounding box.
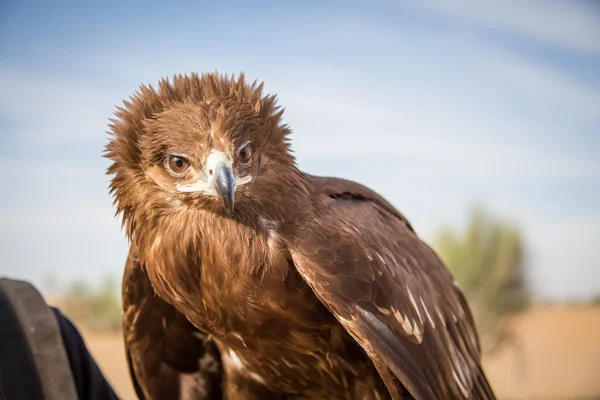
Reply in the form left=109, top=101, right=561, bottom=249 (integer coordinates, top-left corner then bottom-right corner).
left=238, top=144, right=252, bottom=165
left=167, top=155, right=191, bottom=175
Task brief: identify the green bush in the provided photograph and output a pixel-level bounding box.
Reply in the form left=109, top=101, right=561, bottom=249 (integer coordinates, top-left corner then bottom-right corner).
left=434, top=206, right=530, bottom=352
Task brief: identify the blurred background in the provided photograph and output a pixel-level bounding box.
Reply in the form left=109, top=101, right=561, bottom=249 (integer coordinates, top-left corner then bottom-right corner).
left=1, top=1, right=599, bottom=399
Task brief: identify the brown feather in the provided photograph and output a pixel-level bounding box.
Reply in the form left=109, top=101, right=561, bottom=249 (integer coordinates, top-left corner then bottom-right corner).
left=107, top=72, right=495, bottom=400
left=122, top=246, right=223, bottom=400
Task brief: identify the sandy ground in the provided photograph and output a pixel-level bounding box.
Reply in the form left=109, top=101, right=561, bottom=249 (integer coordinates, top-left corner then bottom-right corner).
left=81, top=306, right=600, bottom=400
left=482, top=306, right=600, bottom=400
left=79, top=330, right=138, bottom=400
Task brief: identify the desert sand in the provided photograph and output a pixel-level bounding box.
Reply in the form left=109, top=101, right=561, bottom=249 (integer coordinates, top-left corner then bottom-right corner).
left=81, top=306, right=600, bottom=400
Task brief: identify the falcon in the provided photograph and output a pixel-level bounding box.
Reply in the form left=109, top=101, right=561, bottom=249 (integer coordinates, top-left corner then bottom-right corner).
left=106, top=72, right=495, bottom=400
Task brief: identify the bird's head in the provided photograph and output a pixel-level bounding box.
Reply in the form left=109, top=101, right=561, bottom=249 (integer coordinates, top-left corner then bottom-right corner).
left=106, top=72, right=306, bottom=240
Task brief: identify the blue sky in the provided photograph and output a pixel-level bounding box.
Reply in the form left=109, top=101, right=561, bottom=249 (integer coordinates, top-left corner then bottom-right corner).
left=0, top=1, right=598, bottom=300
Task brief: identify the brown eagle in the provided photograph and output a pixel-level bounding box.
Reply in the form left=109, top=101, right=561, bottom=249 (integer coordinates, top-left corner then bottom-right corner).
left=106, top=72, right=495, bottom=400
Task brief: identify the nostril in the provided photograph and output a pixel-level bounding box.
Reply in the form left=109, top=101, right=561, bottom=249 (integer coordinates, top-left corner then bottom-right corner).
left=209, top=169, right=213, bottom=176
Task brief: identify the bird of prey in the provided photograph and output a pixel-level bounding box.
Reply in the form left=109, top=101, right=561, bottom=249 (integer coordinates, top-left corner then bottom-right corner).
left=106, top=72, right=495, bottom=400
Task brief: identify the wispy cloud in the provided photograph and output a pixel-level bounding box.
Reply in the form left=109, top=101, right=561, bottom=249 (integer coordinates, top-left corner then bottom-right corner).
left=476, top=48, right=600, bottom=120
left=0, top=69, right=118, bottom=144
left=405, top=0, right=600, bottom=54
left=0, top=2, right=598, bottom=299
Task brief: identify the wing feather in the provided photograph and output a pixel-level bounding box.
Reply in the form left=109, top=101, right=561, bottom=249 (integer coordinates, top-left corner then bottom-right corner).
left=290, top=176, right=495, bottom=400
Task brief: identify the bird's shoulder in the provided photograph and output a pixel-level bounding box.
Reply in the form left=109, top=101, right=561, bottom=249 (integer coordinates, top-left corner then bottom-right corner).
left=305, top=174, right=414, bottom=231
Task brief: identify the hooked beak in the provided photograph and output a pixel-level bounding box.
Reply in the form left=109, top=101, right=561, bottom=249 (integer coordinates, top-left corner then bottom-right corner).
left=212, top=161, right=234, bottom=216
left=176, top=150, right=252, bottom=217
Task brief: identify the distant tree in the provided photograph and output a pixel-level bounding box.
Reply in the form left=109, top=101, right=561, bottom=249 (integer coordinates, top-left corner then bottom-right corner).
left=59, top=277, right=122, bottom=332
left=433, top=206, right=530, bottom=353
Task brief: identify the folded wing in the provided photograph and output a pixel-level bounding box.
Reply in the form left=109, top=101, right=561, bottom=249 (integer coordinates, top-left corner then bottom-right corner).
left=290, top=176, right=495, bottom=400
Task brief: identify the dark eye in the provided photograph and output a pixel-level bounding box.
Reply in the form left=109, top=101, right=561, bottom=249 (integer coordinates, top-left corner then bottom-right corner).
left=238, top=144, right=252, bottom=165
left=167, top=155, right=191, bottom=175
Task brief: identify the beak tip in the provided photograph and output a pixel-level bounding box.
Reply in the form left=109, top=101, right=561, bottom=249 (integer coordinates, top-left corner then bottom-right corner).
left=212, top=161, right=235, bottom=217
left=224, top=202, right=234, bottom=217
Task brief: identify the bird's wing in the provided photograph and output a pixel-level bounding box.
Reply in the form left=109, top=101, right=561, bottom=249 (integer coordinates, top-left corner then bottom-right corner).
left=289, top=176, right=495, bottom=400
left=122, top=245, right=223, bottom=400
